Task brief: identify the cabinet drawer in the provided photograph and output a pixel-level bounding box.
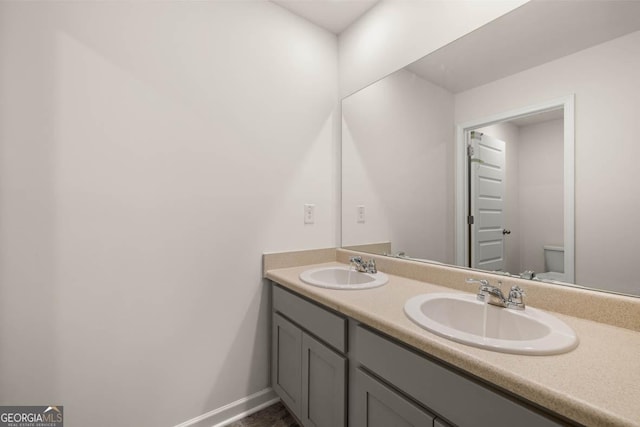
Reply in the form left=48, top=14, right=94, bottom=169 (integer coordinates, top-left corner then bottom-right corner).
left=354, top=368, right=434, bottom=427
left=355, top=326, right=563, bottom=427
left=273, top=285, right=347, bottom=353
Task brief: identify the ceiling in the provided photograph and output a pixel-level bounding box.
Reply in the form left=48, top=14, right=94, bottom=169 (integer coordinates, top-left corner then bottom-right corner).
left=271, top=1, right=640, bottom=93
left=407, top=0, right=640, bottom=93
left=271, top=0, right=379, bottom=34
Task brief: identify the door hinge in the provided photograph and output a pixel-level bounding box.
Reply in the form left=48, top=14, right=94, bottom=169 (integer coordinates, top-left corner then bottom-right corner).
left=467, top=215, right=474, bottom=225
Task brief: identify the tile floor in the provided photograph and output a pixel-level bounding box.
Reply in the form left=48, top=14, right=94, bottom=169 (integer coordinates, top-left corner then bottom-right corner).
left=228, top=402, right=299, bottom=427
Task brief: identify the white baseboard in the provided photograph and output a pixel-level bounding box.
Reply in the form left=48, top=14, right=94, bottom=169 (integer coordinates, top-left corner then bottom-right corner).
left=174, top=388, right=280, bottom=427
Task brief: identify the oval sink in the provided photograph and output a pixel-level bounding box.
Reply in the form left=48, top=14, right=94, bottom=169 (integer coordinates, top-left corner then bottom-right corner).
left=404, top=293, right=578, bottom=355
left=299, top=266, right=388, bottom=290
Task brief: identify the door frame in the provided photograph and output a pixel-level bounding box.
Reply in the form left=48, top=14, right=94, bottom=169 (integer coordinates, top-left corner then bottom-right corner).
left=454, top=95, right=575, bottom=283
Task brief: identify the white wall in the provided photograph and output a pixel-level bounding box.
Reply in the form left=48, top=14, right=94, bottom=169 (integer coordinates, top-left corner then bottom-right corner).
left=518, top=119, right=564, bottom=273
left=0, top=2, right=338, bottom=426
left=455, top=31, right=640, bottom=295
left=342, top=69, right=454, bottom=263
left=338, top=0, right=528, bottom=97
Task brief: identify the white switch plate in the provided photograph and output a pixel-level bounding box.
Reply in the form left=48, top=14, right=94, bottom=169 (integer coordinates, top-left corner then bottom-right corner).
left=357, top=205, right=365, bottom=223
left=304, top=204, right=315, bottom=224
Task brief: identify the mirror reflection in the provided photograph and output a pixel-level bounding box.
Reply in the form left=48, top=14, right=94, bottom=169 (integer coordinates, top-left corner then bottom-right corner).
left=461, top=106, right=571, bottom=283
left=341, top=1, right=640, bottom=297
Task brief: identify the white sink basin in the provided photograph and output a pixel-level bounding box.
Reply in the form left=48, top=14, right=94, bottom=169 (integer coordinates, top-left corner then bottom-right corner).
left=299, top=266, right=388, bottom=290
left=404, top=293, right=578, bottom=355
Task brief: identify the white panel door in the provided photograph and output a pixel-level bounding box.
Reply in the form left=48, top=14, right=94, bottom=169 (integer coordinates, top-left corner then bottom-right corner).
left=470, top=133, right=507, bottom=272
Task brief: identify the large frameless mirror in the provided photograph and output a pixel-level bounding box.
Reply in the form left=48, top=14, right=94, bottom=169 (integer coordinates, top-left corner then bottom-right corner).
left=341, top=1, right=640, bottom=297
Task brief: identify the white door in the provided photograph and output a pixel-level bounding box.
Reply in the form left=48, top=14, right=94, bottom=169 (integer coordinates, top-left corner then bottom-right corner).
left=469, top=132, right=507, bottom=272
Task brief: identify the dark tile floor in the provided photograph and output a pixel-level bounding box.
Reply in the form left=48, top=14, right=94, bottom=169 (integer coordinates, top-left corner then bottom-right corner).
left=228, top=402, right=299, bottom=427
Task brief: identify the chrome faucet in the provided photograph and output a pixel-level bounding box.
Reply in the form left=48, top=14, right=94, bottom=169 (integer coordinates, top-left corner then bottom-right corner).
left=468, top=278, right=508, bottom=306
left=383, top=251, right=406, bottom=259
left=350, top=256, right=377, bottom=274
left=466, top=278, right=526, bottom=310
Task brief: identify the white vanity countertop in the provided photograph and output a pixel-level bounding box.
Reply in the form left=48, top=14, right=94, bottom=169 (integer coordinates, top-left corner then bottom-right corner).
left=266, top=261, right=640, bottom=427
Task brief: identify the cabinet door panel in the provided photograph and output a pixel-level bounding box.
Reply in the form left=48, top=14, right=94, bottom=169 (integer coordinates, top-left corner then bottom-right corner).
left=273, top=313, right=302, bottom=415
left=354, top=368, right=434, bottom=427
left=301, top=333, right=347, bottom=427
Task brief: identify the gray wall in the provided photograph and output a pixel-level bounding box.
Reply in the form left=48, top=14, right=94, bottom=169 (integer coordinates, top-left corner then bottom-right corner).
left=0, top=2, right=338, bottom=426
left=342, top=69, right=454, bottom=263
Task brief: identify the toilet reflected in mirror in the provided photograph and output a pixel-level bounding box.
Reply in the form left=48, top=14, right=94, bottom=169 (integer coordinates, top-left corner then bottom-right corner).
left=538, top=245, right=565, bottom=282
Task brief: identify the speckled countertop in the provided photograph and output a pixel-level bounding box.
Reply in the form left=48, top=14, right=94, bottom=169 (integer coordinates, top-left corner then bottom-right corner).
left=266, top=261, right=640, bottom=427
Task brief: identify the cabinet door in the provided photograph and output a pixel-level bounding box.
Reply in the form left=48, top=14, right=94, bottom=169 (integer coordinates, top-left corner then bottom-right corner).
left=354, top=368, right=434, bottom=427
left=272, top=313, right=303, bottom=416
left=301, top=333, right=347, bottom=427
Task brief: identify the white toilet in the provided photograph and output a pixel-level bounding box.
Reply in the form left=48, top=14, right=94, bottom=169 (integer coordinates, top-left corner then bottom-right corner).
left=537, top=245, right=565, bottom=282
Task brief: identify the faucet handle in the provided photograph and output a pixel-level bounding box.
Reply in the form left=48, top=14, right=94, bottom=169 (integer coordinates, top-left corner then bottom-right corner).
left=507, top=285, right=526, bottom=310
left=366, top=259, right=377, bottom=274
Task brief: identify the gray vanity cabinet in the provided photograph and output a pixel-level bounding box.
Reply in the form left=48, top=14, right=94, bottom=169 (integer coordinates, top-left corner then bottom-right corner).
left=271, top=283, right=571, bottom=427
left=272, top=285, right=347, bottom=427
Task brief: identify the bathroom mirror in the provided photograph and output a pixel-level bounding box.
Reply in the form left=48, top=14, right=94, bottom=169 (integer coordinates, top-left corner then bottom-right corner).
left=341, top=1, right=640, bottom=297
